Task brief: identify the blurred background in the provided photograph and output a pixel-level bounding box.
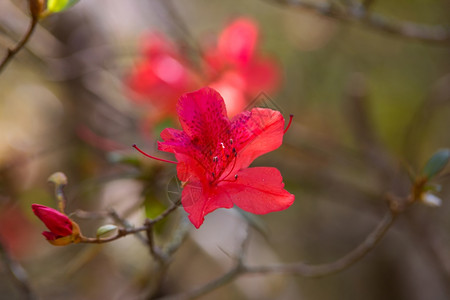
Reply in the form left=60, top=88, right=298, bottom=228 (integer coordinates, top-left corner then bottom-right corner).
left=1, top=0, right=450, bottom=299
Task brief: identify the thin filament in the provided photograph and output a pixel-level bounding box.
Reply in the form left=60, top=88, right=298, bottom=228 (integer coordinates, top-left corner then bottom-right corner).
left=284, top=114, right=294, bottom=134
left=132, top=144, right=177, bottom=164
left=217, top=152, right=238, bottom=184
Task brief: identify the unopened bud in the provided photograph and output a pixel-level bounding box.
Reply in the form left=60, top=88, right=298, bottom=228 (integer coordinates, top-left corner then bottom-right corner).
left=421, top=192, right=442, bottom=207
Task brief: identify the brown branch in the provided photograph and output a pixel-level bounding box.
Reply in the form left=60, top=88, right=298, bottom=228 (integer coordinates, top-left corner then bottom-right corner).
left=80, top=200, right=181, bottom=244
left=0, top=10, right=39, bottom=74
left=162, top=209, right=397, bottom=299
left=245, top=210, right=396, bottom=277
left=145, top=219, right=169, bottom=263
left=266, top=0, right=450, bottom=45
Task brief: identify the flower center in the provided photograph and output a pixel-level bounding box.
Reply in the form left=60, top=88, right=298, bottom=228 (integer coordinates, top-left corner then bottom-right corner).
left=208, top=138, right=238, bottom=185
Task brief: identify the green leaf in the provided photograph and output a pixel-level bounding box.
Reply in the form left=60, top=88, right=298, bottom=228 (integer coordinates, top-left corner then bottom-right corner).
left=47, top=0, right=79, bottom=13
left=422, top=149, right=450, bottom=179
left=144, top=196, right=168, bottom=234
left=96, top=224, right=118, bottom=238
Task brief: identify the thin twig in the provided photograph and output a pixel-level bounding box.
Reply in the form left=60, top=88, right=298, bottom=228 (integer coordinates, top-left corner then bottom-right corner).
left=162, top=209, right=396, bottom=299
left=145, top=220, right=169, bottom=263
left=165, top=229, right=251, bottom=300
left=81, top=200, right=181, bottom=244
left=266, top=0, right=450, bottom=45
left=0, top=12, right=38, bottom=74
left=150, top=199, right=182, bottom=225
left=245, top=210, right=396, bottom=277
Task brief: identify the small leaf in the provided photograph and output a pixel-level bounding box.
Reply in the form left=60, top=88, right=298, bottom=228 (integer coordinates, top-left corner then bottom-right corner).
left=96, top=224, right=118, bottom=238
left=422, top=149, right=450, bottom=179
left=423, top=184, right=442, bottom=193
left=47, top=0, right=79, bottom=13
left=420, top=192, right=442, bottom=208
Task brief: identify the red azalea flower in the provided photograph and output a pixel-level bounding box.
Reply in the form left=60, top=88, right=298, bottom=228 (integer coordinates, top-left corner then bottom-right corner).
left=126, top=18, right=282, bottom=123
left=32, top=204, right=81, bottom=246
left=126, top=33, right=197, bottom=120
left=153, top=87, right=294, bottom=228
left=205, top=18, right=281, bottom=115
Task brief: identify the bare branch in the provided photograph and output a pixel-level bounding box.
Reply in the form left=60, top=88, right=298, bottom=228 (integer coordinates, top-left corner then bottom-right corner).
left=0, top=7, right=39, bottom=74
left=81, top=200, right=181, bottom=244
left=161, top=209, right=397, bottom=299
left=266, top=0, right=450, bottom=45
left=245, top=210, right=396, bottom=277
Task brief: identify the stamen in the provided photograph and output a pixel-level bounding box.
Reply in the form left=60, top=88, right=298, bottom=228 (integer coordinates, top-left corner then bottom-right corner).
left=213, top=156, right=218, bottom=162
left=221, top=174, right=239, bottom=183
left=220, top=142, right=225, bottom=149
left=132, top=144, right=177, bottom=164
left=216, top=152, right=238, bottom=184
left=229, top=139, right=233, bottom=145
left=284, top=114, right=294, bottom=134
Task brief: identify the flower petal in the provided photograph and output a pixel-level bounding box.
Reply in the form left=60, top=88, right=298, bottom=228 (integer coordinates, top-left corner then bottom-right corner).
left=231, top=108, right=285, bottom=170
left=159, top=127, right=191, bottom=154
left=220, top=167, right=294, bottom=214
left=158, top=128, right=208, bottom=182
left=218, top=18, right=258, bottom=66
left=181, top=181, right=233, bottom=228
left=176, top=87, right=230, bottom=139
left=209, top=73, right=247, bottom=117
left=243, top=57, right=281, bottom=95
left=42, top=231, right=59, bottom=241
left=32, top=204, right=73, bottom=237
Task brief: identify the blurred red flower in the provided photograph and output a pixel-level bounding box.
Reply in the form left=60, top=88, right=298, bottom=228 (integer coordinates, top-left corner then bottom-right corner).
left=157, top=87, right=294, bottom=228
left=126, top=18, right=281, bottom=123
left=0, top=206, right=35, bottom=258
left=32, top=204, right=81, bottom=246
left=126, top=33, right=198, bottom=123
left=205, top=18, right=281, bottom=116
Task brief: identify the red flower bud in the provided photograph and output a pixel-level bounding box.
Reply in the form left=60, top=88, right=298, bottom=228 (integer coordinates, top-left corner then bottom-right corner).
left=31, top=204, right=81, bottom=246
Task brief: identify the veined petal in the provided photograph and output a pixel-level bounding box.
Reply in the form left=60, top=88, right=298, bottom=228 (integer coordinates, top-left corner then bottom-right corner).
left=220, top=167, right=294, bottom=214
left=158, top=127, right=191, bottom=154
left=231, top=108, right=285, bottom=170
left=159, top=128, right=210, bottom=182
left=176, top=87, right=230, bottom=140
left=182, top=181, right=233, bottom=228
